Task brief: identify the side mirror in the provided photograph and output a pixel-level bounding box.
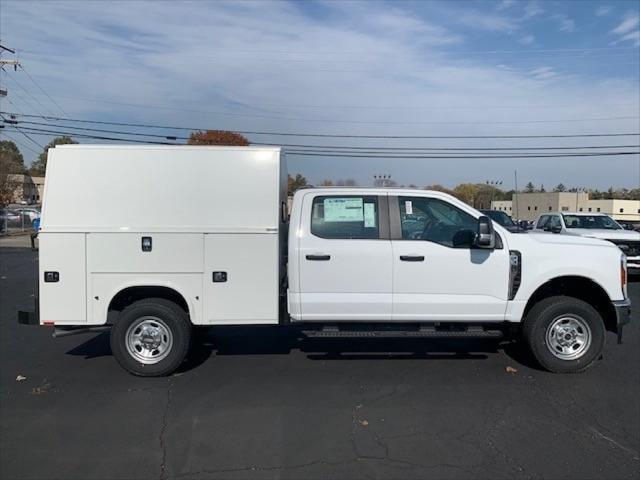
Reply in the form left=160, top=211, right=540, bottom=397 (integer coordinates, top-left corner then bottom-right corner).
left=477, top=216, right=495, bottom=249
left=551, top=225, right=562, bottom=234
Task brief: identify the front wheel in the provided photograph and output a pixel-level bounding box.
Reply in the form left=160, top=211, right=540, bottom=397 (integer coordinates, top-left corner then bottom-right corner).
left=110, top=298, right=192, bottom=376
left=522, top=296, right=605, bottom=373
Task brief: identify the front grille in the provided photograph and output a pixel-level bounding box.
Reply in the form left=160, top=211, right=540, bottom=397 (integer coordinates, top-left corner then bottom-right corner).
left=608, top=240, right=640, bottom=257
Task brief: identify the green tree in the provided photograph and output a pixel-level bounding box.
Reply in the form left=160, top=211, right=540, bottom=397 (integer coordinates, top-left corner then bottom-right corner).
left=29, top=136, right=78, bottom=176
left=539, top=184, right=545, bottom=192
left=0, top=140, right=25, bottom=173
left=287, top=173, right=307, bottom=196
left=553, top=183, right=566, bottom=192
left=319, top=179, right=334, bottom=186
left=525, top=182, right=535, bottom=193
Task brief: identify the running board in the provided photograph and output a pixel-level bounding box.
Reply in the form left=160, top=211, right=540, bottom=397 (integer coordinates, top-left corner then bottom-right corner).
left=302, top=326, right=503, bottom=339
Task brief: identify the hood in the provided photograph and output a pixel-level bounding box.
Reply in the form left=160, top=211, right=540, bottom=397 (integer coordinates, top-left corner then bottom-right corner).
left=565, top=229, right=640, bottom=241
left=526, top=232, right=614, bottom=248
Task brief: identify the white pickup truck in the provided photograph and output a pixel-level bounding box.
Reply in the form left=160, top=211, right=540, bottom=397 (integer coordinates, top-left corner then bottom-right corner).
left=19, top=145, right=631, bottom=376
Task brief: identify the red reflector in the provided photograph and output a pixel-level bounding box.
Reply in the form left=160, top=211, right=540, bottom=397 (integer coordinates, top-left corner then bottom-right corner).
left=43, top=321, right=55, bottom=326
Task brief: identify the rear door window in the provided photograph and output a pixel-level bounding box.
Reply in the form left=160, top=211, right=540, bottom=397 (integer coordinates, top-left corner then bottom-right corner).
left=311, top=196, right=379, bottom=239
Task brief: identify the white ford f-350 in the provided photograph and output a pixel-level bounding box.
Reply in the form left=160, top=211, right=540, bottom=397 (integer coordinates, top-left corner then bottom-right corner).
left=18, top=145, right=631, bottom=376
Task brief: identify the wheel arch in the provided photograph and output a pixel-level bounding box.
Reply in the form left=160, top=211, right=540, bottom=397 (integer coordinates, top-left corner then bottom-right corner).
left=106, top=284, right=194, bottom=324
left=523, top=275, right=616, bottom=332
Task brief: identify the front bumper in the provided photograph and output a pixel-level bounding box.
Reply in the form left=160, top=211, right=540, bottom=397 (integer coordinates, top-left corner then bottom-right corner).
left=612, top=298, right=631, bottom=343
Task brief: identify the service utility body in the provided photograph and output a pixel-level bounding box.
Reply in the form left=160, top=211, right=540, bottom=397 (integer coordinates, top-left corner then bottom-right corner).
left=18, top=146, right=631, bottom=376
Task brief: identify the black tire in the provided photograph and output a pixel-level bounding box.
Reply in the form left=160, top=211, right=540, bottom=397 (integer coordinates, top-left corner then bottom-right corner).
left=110, top=298, right=191, bottom=376
left=522, top=296, right=605, bottom=373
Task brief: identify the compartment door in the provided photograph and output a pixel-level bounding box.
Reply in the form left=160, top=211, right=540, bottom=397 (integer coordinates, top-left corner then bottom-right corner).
left=204, top=233, right=279, bottom=324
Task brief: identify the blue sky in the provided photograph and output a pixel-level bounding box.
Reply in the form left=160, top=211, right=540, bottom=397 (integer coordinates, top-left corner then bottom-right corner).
left=0, top=0, right=638, bottom=189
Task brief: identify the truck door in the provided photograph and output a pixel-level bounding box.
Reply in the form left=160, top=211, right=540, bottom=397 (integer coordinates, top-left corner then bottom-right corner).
left=390, top=195, right=509, bottom=321
left=294, top=192, right=392, bottom=321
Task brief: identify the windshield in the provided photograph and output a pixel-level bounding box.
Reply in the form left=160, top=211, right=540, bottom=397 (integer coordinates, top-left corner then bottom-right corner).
left=562, top=214, right=621, bottom=230
left=482, top=210, right=515, bottom=227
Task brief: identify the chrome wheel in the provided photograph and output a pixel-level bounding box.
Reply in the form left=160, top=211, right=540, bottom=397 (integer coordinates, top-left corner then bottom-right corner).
left=545, top=315, right=592, bottom=360
left=125, top=316, right=174, bottom=364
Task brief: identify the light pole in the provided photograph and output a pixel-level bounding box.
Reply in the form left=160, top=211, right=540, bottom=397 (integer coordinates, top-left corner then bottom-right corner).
left=374, top=174, right=391, bottom=188
left=575, top=187, right=586, bottom=211
left=485, top=180, right=503, bottom=209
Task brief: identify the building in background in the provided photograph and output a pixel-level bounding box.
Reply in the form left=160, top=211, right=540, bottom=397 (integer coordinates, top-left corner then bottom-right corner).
left=492, top=194, right=639, bottom=221
left=585, top=199, right=640, bottom=221
left=509, top=192, right=589, bottom=221
left=7, top=175, right=45, bottom=205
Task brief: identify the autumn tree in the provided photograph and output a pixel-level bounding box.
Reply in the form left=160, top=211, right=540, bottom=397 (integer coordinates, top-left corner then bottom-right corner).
left=29, top=136, right=78, bottom=176
left=453, top=183, right=480, bottom=206
left=0, top=140, right=25, bottom=173
left=287, top=173, right=308, bottom=196
left=0, top=155, right=23, bottom=207
left=187, top=130, right=250, bottom=146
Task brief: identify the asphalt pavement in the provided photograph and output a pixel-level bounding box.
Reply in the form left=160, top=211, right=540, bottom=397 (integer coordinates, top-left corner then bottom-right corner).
left=1, top=244, right=638, bottom=480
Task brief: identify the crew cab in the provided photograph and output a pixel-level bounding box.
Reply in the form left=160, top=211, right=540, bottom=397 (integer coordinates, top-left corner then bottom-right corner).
left=534, top=212, right=640, bottom=270
left=18, top=146, right=631, bottom=376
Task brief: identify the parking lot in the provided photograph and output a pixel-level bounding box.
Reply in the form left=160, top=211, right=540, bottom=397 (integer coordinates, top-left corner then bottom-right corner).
left=1, top=240, right=638, bottom=480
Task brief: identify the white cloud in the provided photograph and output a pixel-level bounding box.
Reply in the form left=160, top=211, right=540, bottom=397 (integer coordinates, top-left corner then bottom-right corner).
left=610, top=12, right=640, bottom=46
left=552, top=14, right=576, bottom=33
left=529, top=66, right=556, bottom=79
left=518, top=34, right=535, bottom=45
left=0, top=0, right=637, bottom=188
left=612, top=12, right=640, bottom=35
left=496, top=0, right=514, bottom=11
left=523, top=2, right=544, bottom=19
left=595, top=6, right=612, bottom=17
left=454, top=9, right=518, bottom=33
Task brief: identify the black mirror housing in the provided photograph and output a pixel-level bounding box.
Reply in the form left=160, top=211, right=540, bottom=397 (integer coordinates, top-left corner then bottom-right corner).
left=551, top=225, right=562, bottom=234
left=477, top=216, right=495, bottom=249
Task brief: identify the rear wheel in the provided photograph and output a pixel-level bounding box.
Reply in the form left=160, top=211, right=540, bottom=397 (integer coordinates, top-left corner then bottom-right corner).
left=110, top=298, right=191, bottom=376
left=523, top=296, right=605, bottom=373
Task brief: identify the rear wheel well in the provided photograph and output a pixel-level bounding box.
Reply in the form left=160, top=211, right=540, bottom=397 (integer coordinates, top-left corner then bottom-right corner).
left=523, top=276, right=616, bottom=332
left=108, top=286, right=190, bottom=323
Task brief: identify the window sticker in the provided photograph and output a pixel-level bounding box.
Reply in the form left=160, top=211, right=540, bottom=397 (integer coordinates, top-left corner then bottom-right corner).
left=324, top=197, right=364, bottom=222
left=364, top=203, right=376, bottom=227
left=405, top=200, right=413, bottom=215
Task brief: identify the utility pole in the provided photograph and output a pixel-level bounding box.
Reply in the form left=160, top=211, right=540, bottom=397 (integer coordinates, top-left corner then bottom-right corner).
left=0, top=44, right=21, bottom=98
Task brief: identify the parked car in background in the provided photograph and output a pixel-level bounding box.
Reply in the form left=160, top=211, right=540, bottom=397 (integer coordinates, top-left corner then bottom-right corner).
left=534, top=212, right=640, bottom=270
left=479, top=209, right=524, bottom=233
left=618, top=220, right=640, bottom=232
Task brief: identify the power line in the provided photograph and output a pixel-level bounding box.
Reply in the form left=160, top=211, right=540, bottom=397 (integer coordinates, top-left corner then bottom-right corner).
left=4, top=126, right=638, bottom=159
left=2, top=111, right=639, bottom=139
left=285, top=150, right=640, bottom=159
left=1, top=70, right=57, bottom=116
left=3, top=126, right=172, bottom=145
left=19, top=65, right=68, bottom=116
left=251, top=142, right=640, bottom=151
left=15, top=121, right=640, bottom=150
left=0, top=131, right=40, bottom=155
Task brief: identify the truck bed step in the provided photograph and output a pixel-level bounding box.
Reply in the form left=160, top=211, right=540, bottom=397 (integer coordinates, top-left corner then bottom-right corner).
left=302, top=327, right=503, bottom=339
